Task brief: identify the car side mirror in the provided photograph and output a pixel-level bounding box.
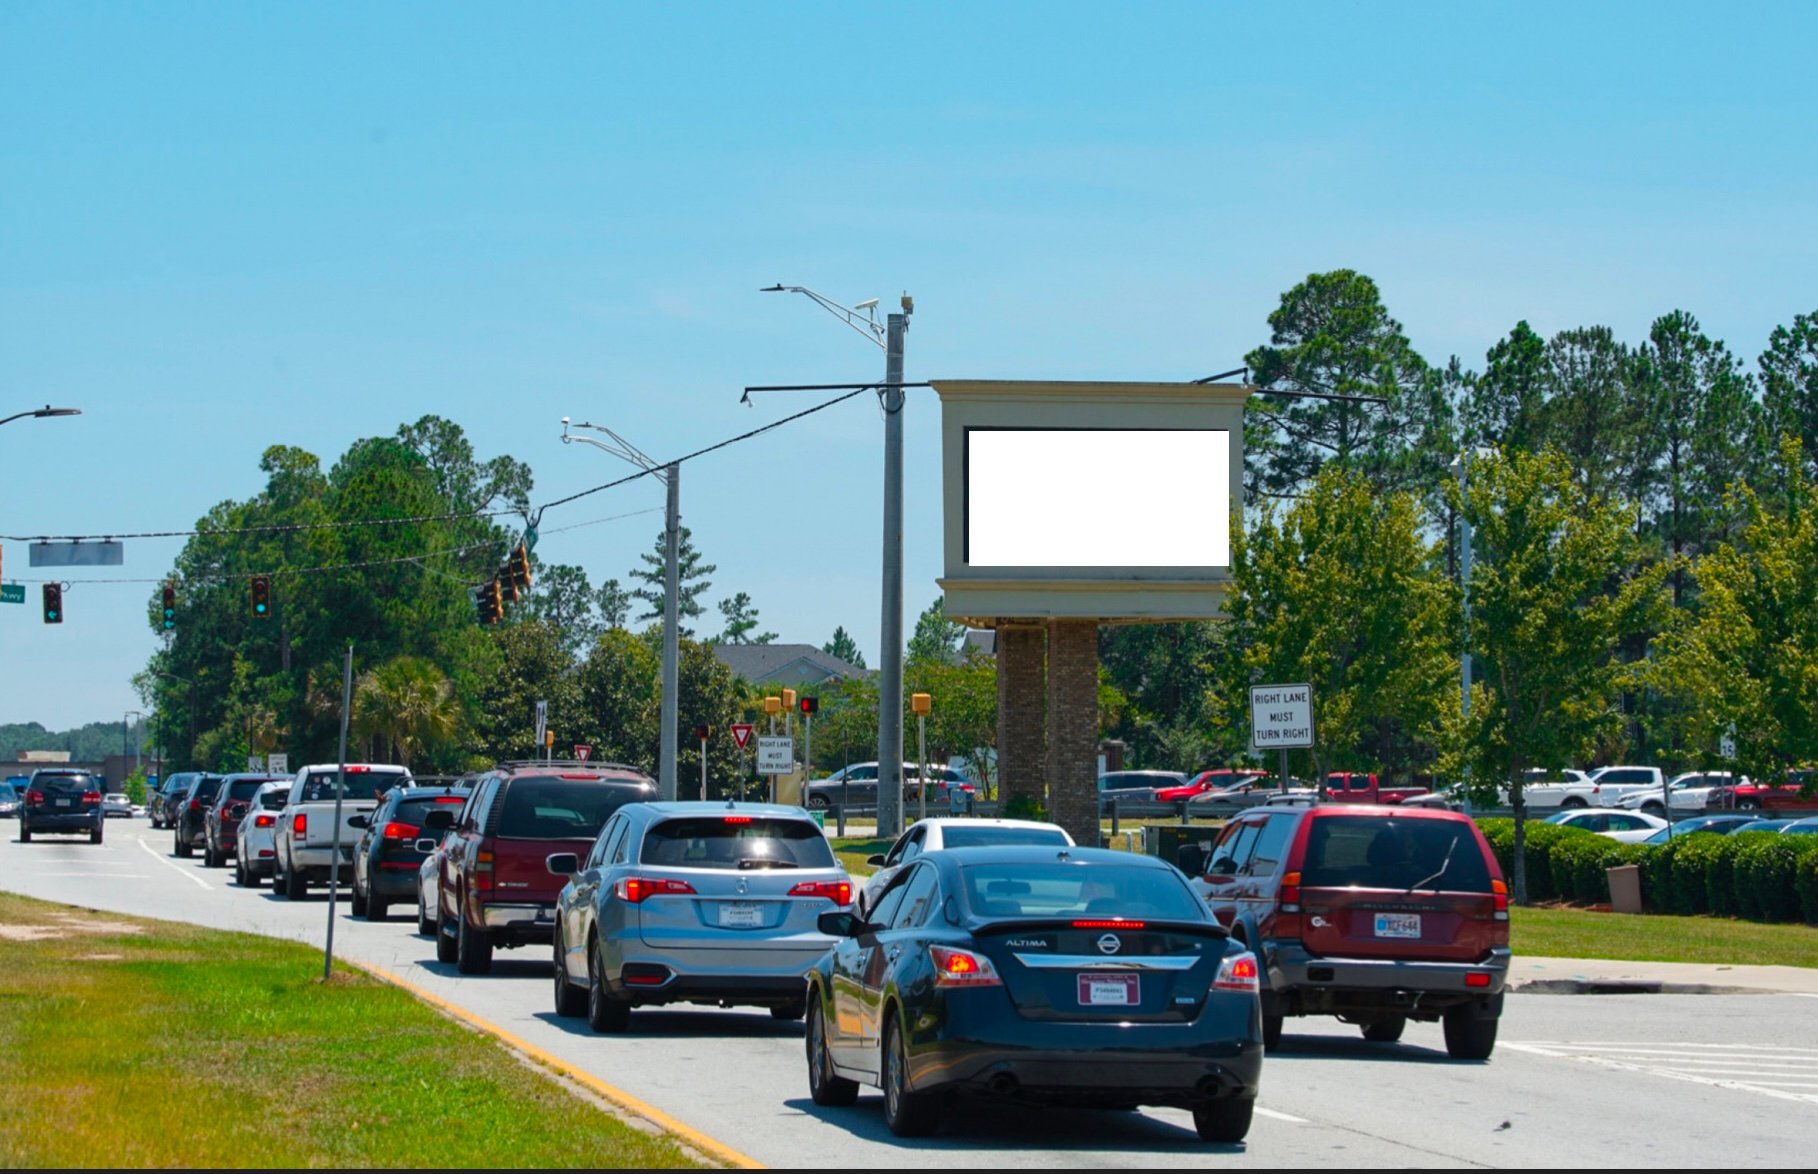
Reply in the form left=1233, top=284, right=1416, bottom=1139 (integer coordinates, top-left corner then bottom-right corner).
left=423, top=809, right=455, bottom=831
left=346, top=815, right=369, bottom=830
left=1176, top=844, right=1207, bottom=877
left=546, top=853, right=580, bottom=877
left=817, top=910, right=866, bottom=937
left=866, top=854, right=887, bottom=867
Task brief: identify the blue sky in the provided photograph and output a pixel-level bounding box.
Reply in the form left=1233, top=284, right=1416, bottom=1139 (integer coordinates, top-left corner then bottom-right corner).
left=3, top=3, right=1815, bottom=733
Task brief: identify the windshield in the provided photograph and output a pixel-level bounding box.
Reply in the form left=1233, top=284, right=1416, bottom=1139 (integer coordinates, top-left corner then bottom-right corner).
left=641, top=817, right=837, bottom=870
left=941, top=825, right=1070, bottom=850
left=1299, top=816, right=1493, bottom=892
left=224, top=780, right=265, bottom=801
left=958, top=862, right=1204, bottom=921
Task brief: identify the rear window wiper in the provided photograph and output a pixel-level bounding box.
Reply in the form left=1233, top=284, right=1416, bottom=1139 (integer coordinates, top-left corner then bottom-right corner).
left=735, top=858, right=798, bottom=870
left=1406, top=834, right=1459, bottom=895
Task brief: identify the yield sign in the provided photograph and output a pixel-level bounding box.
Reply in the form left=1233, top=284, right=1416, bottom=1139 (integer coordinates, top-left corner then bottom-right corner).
left=574, top=744, right=592, bottom=761
left=730, top=724, right=755, bottom=750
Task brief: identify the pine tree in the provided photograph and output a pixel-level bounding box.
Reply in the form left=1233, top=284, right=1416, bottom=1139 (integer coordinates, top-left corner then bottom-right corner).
left=628, top=527, right=716, bottom=636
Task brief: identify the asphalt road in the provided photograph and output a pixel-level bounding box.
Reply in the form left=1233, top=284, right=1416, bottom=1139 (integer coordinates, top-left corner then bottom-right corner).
left=3, top=821, right=1814, bottom=1168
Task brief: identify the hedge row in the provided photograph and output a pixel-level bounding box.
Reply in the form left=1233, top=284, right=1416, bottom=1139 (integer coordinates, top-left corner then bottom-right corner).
left=1475, top=818, right=1818, bottom=923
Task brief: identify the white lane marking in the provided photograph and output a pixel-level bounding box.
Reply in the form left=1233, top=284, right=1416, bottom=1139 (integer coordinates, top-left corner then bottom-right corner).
left=1503, top=1041, right=1818, bottom=1106
left=1254, top=1107, right=1309, bottom=1123
left=135, top=835, right=212, bottom=889
left=29, top=872, right=151, bottom=879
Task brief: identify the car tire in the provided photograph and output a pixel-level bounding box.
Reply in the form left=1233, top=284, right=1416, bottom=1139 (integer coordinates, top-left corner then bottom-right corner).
left=881, top=1013, right=939, bottom=1137
left=417, top=893, right=436, bottom=936
left=455, top=913, right=493, bottom=975
left=17, top=825, right=29, bottom=843
left=1261, top=1013, right=1284, bottom=1051
left=1738, top=798, right=1761, bottom=811
left=587, top=938, right=630, bottom=1033
left=435, top=914, right=459, bottom=964
left=349, top=882, right=369, bottom=918
left=1193, top=1097, right=1254, bottom=1143
left=1560, top=797, right=1587, bottom=809
left=1442, top=1006, right=1499, bottom=1060
left=91, top=822, right=104, bottom=846
left=806, top=997, right=859, bottom=1107
left=1641, top=802, right=1665, bottom=817
left=805, top=793, right=829, bottom=810
left=175, top=832, right=191, bottom=858
left=552, top=931, right=587, bottom=1018
left=233, top=857, right=251, bottom=887
left=283, top=859, right=307, bottom=900
left=367, top=897, right=388, bottom=922
left=770, top=999, right=806, bottom=1022
left=1362, top=1016, right=1406, bottom=1043
left=203, top=841, right=218, bottom=867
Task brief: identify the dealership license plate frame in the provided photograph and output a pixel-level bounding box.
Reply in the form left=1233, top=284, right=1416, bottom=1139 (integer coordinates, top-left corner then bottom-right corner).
left=1078, top=972, right=1139, bottom=1006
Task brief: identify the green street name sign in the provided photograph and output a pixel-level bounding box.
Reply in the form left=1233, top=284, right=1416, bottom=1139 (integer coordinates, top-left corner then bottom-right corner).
left=0, top=584, right=25, bottom=605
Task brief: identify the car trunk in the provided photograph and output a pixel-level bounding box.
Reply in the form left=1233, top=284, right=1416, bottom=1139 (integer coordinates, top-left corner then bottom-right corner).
left=30, top=776, right=98, bottom=812
left=636, top=867, right=839, bottom=944
left=970, top=920, right=1227, bottom=1023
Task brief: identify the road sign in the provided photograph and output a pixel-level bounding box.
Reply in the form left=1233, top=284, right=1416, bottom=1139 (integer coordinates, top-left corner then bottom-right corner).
left=0, top=584, right=22, bottom=605
left=756, top=735, right=793, bottom=774
left=574, top=744, right=592, bottom=761
left=1250, top=683, right=1314, bottom=750
left=266, top=753, right=288, bottom=774
left=730, top=723, right=754, bottom=750
left=247, top=755, right=263, bottom=772
left=534, top=699, right=548, bottom=750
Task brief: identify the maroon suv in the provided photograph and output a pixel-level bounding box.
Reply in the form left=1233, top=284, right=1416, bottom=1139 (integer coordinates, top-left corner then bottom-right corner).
left=428, top=760, right=658, bottom=974
left=1184, top=804, right=1509, bottom=1059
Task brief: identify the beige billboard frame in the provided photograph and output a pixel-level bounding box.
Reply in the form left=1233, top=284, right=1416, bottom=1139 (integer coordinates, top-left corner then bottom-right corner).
left=933, top=379, right=1249, bottom=625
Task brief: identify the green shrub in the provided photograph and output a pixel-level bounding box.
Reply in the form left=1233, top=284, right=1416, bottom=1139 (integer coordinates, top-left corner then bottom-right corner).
left=1731, top=835, right=1809, bottom=922
left=1477, top=818, right=1514, bottom=877
left=1707, top=833, right=1779, bottom=918
left=1796, top=846, right=1818, bottom=925
left=1666, top=834, right=1727, bottom=914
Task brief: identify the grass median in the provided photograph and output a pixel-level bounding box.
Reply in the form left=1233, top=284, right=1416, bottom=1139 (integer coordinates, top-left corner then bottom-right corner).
left=0, top=892, right=713, bottom=1169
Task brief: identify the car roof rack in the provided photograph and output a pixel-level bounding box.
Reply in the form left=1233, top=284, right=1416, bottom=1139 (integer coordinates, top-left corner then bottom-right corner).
left=488, top=759, right=653, bottom=776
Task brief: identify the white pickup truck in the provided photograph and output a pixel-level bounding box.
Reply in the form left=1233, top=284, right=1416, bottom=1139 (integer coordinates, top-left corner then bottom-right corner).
left=272, top=763, right=412, bottom=899
left=1521, top=765, right=1663, bottom=810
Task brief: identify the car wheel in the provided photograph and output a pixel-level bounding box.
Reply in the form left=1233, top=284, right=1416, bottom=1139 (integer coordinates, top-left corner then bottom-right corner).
left=91, top=822, right=104, bottom=846
left=1442, top=1006, right=1499, bottom=1060
left=174, top=832, right=191, bottom=858
left=586, top=937, right=630, bottom=1033
left=233, top=857, right=250, bottom=887
left=17, top=824, right=29, bottom=843
left=349, top=881, right=369, bottom=918
left=552, top=930, right=587, bottom=1018
left=806, top=996, right=858, bottom=1107
left=770, top=999, right=806, bottom=1022
left=283, top=859, right=307, bottom=900
left=805, top=793, right=829, bottom=810
left=417, top=892, right=436, bottom=936
left=455, top=912, right=493, bottom=974
left=1641, top=802, right=1665, bottom=817
left=203, top=841, right=218, bottom=867
left=367, top=897, right=388, bottom=922
left=435, top=913, right=459, bottom=964
left=1361, top=1016, right=1406, bottom=1043
left=1193, top=1097, right=1254, bottom=1143
left=1261, top=1013, right=1284, bottom=1051
left=881, top=1013, right=939, bottom=1137
left=1738, top=798, right=1762, bottom=811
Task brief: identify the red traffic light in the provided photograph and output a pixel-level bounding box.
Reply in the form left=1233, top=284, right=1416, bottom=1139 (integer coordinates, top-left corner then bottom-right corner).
left=693, top=724, right=712, bottom=741
left=799, top=696, right=818, bottom=715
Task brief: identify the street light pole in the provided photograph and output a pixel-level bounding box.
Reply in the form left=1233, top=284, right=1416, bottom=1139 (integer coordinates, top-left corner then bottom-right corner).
left=563, top=420, right=682, bottom=801
left=0, top=405, right=81, bottom=428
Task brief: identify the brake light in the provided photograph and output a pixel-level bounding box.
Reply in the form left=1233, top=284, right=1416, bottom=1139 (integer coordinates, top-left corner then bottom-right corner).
left=788, top=880, right=851, bottom=906
left=345, top=766, right=370, bottom=773
left=929, top=945, right=1002, bottom=988
left=1492, top=878, right=1509, bottom=921
left=1465, top=972, right=1491, bottom=988
left=475, top=849, right=494, bottom=891
left=1213, top=951, right=1261, bottom=994
left=723, top=816, right=752, bottom=824
left=382, top=821, right=420, bottom=841
left=25, top=789, right=42, bottom=807
left=1072, top=919, right=1146, bottom=929
left=435, top=796, right=466, bottom=803
left=617, top=877, right=697, bottom=903
left=293, top=812, right=307, bottom=840
left=1279, top=871, right=1302, bottom=912
left=81, top=791, right=102, bottom=806
left=254, top=814, right=275, bottom=828
left=189, top=798, right=202, bottom=811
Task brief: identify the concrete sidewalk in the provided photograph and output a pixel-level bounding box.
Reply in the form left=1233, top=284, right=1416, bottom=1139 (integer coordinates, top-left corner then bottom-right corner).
left=1511, top=955, right=1818, bottom=996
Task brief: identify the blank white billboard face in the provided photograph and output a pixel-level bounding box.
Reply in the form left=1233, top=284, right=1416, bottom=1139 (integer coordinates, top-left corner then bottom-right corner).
left=965, top=429, right=1229, bottom=569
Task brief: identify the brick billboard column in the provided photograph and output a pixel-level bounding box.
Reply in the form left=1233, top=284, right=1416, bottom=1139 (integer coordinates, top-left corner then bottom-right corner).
left=994, top=622, right=1046, bottom=811
left=1044, top=618, right=1100, bottom=846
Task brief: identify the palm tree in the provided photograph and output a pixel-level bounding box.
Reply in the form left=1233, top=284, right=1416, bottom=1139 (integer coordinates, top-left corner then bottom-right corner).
left=353, top=657, right=461, bottom=771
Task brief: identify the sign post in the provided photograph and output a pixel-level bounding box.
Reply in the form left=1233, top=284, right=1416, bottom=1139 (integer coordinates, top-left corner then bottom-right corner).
left=730, top=724, right=754, bottom=800
left=1250, top=683, right=1315, bottom=800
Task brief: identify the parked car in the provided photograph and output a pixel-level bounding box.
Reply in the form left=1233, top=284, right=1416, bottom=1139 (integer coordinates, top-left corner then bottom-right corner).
left=1190, top=775, right=1311, bottom=812
left=1523, top=766, right=1661, bottom=809
left=348, top=782, right=474, bottom=922
left=856, top=817, right=1074, bottom=917
left=18, top=769, right=107, bottom=844
left=1617, top=771, right=1742, bottom=816
left=1096, top=771, right=1187, bottom=810
left=430, top=760, right=658, bottom=973
left=232, top=781, right=292, bottom=887
left=1780, top=817, right=1818, bottom=835
left=1729, top=819, right=1794, bottom=835
left=0, top=781, right=21, bottom=819
left=1322, top=773, right=1430, bottom=805
left=1539, top=808, right=1669, bottom=843
left=549, top=801, right=851, bottom=1030
left=1152, top=769, right=1267, bottom=805
left=804, top=846, right=1264, bottom=1141
left=1184, top=804, right=1509, bottom=1059
left=802, top=762, right=975, bottom=810
left=172, top=774, right=228, bottom=857
left=101, top=792, right=135, bottom=819
left=147, top=771, right=199, bottom=829
left=1709, top=769, right=1818, bottom=814
left=1636, top=813, right=1765, bottom=845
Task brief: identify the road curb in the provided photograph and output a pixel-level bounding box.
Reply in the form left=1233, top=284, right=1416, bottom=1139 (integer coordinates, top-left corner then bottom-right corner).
left=1512, top=978, right=1756, bottom=996
left=353, top=961, right=763, bottom=1169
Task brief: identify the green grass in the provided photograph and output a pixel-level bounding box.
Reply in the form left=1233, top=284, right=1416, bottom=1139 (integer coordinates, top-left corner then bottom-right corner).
left=0, top=893, right=713, bottom=1169
left=1512, top=903, right=1818, bottom=968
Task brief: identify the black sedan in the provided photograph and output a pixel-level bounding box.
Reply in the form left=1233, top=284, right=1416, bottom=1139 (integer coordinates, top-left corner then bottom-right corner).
left=804, top=845, right=1263, bottom=1142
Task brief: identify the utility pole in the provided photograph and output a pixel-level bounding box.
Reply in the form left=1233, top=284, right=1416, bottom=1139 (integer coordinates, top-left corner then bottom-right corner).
left=877, top=306, right=908, bottom=839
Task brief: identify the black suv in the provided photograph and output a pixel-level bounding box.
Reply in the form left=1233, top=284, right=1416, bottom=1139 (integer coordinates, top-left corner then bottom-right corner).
left=18, top=769, right=106, bottom=843
left=172, top=774, right=227, bottom=857
left=202, top=774, right=287, bottom=868
left=148, top=772, right=198, bottom=829
left=349, top=782, right=474, bottom=922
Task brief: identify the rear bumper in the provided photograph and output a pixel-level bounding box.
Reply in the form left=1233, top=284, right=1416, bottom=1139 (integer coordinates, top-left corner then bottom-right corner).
left=1265, top=943, right=1510, bottom=1014
left=479, top=902, right=557, bottom=940
left=609, top=931, right=834, bottom=1002
left=23, top=812, right=100, bottom=832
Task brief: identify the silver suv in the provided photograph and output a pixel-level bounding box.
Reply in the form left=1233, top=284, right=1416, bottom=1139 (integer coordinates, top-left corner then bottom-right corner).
left=548, top=801, right=851, bottom=1032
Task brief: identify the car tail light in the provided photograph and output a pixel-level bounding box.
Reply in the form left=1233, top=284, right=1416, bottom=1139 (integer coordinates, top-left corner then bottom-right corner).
left=1465, top=972, right=1491, bottom=988
left=474, top=849, right=493, bottom=891
left=1279, top=871, right=1302, bottom=912
left=382, top=821, right=421, bottom=842
left=1213, top=951, right=1261, bottom=994
left=25, top=789, right=42, bottom=807
left=723, top=816, right=752, bottom=824
left=345, top=766, right=370, bottom=773
left=617, top=877, right=697, bottom=903
left=1492, top=879, right=1509, bottom=921
left=293, top=812, right=308, bottom=840
left=929, top=945, right=1002, bottom=988
left=189, top=798, right=202, bottom=811
left=82, top=791, right=102, bottom=806
left=1072, top=919, right=1146, bottom=929
left=788, top=880, right=851, bottom=906
left=435, top=796, right=466, bottom=803
left=254, top=814, right=276, bottom=828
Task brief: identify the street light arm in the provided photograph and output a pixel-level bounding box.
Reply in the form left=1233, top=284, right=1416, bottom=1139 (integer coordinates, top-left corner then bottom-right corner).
left=560, top=422, right=671, bottom=482
left=0, top=405, right=81, bottom=428
left=762, top=285, right=886, bottom=349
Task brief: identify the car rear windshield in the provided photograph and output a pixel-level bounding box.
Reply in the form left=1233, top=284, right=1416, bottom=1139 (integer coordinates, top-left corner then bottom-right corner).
left=641, top=817, right=837, bottom=870
left=192, top=777, right=224, bottom=801
left=297, top=770, right=405, bottom=803
left=941, top=825, right=1069, bottom=850
left=495, top=779, right=649, bottom=840
left=35, top=773, right=100, bottom=791
left=1300, top=816, right=1494, bottom=892
left=258, top=789, right=290, bottom=810
left=959, top=862, right=1204, bottom=921
left=395, top=795, right=466, bottom=827
left=225, top=780, right=265, bottom=801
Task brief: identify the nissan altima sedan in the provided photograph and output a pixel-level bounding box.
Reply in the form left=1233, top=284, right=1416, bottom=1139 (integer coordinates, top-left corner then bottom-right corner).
left=804, top=845, right=1263, bottom=1141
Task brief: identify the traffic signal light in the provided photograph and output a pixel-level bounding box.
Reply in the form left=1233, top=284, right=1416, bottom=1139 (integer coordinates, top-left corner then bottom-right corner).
left=250, top=576, right=271, bottom=619
left=497, top=563, right=519, bottom=604
left=42, top=582, right=62, bottom=624
left=508, top=542, right=532, bottom=593
left=161, top=581, right=177, bottom=630
left=800, top=696, right=818, bottom=715
left=693, top=724, right=711, bottom=741
left=476, top=579, right=503, bottom=624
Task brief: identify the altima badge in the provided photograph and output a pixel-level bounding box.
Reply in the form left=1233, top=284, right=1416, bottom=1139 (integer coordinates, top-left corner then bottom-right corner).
left=1097, top=933, right=1122, bottom=955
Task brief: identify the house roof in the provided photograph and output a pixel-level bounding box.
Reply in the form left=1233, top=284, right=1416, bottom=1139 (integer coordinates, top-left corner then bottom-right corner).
left=711, top=643, right=866, bottom=685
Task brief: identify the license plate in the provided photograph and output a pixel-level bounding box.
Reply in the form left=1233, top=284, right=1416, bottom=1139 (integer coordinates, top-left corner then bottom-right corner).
left=1077, top=973, right=1139, bottom=1006
left=54, top=798, right=71, bottom=808
left=718, top=902, right=763, bottom=929
left=1375, top=912, right=1422, bottom=939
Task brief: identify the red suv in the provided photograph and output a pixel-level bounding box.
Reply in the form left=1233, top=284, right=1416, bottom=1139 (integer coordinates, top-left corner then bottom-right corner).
left=1183, top=804, right=1509, bottom=1059
left=426, top=760, right=658, bottom=974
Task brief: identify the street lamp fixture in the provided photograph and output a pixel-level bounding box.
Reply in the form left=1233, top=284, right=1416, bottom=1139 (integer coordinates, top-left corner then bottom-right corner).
left=0, top=405, right=81, bottom=428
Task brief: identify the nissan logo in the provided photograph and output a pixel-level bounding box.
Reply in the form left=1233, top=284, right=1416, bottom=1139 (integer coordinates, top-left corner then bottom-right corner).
left=1096, top=933, right=1122, bottom=955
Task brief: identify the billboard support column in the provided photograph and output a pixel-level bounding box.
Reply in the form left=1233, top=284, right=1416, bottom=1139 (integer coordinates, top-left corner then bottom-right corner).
left=1045, top=618, right=1100, bottom=848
